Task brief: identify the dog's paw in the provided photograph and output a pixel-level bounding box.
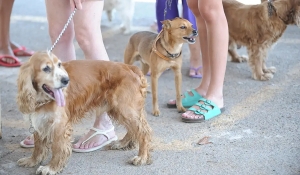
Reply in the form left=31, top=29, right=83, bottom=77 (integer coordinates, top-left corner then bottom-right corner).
left=253, top=73, right=273, bottom=81
left=129, top=156, right=152, bottom=166
left=177, top=106, right=186, bottom=113
left=17, top=157, right=39, bottom=168
left=36, top=165, right=60, bottom=175
left=122, top=29, right=131, bottom=35
left=230, top=55, right=248, bottom=63
left=263, top=66, right=276, bottom=74
left=152, top=109, right=160, bottom=117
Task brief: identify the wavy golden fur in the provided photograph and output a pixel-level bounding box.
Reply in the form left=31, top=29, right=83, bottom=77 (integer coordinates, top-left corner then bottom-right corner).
left=225, top=0, right=300, bottom=80
left=16, top=51, right=152, bottom=175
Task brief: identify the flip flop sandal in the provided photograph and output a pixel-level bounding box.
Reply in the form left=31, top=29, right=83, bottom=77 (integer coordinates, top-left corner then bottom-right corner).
left=189, top=66, right=202, bottom=78
left=72, top=127, right=118, bottom=153
left=167, top=89, right=203, bottom=108
left=181, top=98, right=225, bottom=123
left=20, top=135, right=34, bottom=148
left=0, top=55, right=22, bottom=67
left=13, top=46, right=34, bottom=57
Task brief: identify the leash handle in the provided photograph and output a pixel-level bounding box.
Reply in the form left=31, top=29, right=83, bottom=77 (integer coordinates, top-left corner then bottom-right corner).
left=49, top=8, right=77, bottom=52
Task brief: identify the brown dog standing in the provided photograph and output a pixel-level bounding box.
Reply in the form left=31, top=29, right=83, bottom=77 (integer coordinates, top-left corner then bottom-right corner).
left=124, top=17, right=198, bottom=116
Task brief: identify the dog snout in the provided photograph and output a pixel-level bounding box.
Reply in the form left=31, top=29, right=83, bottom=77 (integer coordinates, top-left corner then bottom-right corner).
left=192, top=29, right=198, bottom=36
left=61, top=77, right=69, bottom=86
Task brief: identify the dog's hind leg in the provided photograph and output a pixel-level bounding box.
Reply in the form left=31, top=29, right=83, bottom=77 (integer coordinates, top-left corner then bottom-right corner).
left=141, top=62, right=149, bottom=75
left=248, top=46, right=273, bottom=81
left=18, top=132, right=49, bottom=168
left=124, top=43, right=138, bottom=65
left=36, top=123, right=73, bottom=175
left=228, top=39, right=248, bottom=63
left=110, top=107, right=152, bottom=166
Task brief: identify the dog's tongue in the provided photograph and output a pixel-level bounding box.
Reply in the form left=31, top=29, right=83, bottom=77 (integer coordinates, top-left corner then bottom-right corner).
left=53, top=89, right=65, bottom=107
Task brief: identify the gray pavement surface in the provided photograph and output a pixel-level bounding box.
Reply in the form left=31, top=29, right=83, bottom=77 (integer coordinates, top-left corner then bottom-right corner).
left=0, top=0, right=300, bottom=175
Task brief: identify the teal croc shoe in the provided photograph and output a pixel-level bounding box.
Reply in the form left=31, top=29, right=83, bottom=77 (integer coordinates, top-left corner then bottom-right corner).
left=181, top=98, right=225, bottom=123
left=167, top=89, right=203, bottom=108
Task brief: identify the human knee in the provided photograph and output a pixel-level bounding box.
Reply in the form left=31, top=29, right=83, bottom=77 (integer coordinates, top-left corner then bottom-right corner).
left=75, top=28, right=94, bottom=51
left=199, top=5, right=222, bottom=23
left=187, top=0, right=200, bottom=16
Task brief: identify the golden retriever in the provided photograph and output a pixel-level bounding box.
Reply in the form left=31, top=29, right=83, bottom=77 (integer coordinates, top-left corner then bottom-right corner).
left=124, top=17, right=198, bottom=116
left=224, top=0, right=300, bottom=80
left=16, top=51, right=152, bottom=175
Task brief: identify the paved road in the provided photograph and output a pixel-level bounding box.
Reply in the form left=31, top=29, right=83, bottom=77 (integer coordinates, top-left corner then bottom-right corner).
left=0, top=0, right=300, bottom=175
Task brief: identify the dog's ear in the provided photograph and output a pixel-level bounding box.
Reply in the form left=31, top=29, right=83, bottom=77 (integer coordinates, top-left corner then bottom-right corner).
left=161, top=20, right=171, bottom=30
left=17, top=62, right=37, bottom=114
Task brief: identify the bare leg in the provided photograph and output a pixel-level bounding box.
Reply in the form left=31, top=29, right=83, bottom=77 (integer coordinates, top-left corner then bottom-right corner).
left=189, top=37, right=203, bottom=76
left=0, top=0, right=19, bottom=64
left=71, top=1, right=114, bottom=150
left=45, top=0, right=76, bottom=61
left=182, top=0, right=228, bottom=119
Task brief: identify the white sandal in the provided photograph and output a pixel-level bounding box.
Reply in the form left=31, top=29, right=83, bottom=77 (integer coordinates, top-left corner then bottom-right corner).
left=72, top=127, right=118, bottom=153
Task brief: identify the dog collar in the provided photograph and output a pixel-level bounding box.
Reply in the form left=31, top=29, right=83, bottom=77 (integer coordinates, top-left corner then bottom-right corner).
left=152, top=30, right=181, bottom=61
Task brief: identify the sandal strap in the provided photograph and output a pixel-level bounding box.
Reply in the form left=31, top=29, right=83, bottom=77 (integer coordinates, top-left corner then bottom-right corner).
left=81, top=126, right=115, bottom=145
left=190, top=66, right=202, bottom=72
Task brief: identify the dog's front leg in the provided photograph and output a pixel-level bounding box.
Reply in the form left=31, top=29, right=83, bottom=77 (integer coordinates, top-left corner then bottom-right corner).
left=228, top=39, right=247, bottom=63
left=18, top=132, right=49, bottom=168
left=151, top=69, right=161, bottom=116
left=173, top=66, right=185, bottom=113
left=36, top=123, right=72, bottom=175
left=248, top=46, right=273, bottom=81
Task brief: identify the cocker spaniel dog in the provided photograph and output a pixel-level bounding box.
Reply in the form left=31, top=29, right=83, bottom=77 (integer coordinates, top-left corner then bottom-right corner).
left=224, top=0, right=300, bottom=80
left=16, top=51, right=152, bottom=175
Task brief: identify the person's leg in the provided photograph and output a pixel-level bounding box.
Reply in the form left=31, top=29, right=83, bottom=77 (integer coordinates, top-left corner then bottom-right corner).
left=73, top=1, right=108, bottom=60
left=45, top=0, right=76, bottom=62
left=72, top=1, right=115, bottom=151
left=0, top=0, right=20, bottom=64
left=182, top=0, right=228, bottom=120
left=182, top=0, right=202, bottom=77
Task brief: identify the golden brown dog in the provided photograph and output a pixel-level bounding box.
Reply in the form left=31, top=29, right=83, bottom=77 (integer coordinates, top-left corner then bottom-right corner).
left=124, top=17, right=198, bottom=116
left=224, top=0, right=300, bottom=80
left=16, top=51, right=152, bottom=175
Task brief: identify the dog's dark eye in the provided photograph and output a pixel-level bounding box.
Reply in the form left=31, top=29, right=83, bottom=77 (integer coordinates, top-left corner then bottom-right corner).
left=43, top=66, right=51, bottom=73
left=58, top=62, right=61, bottom=67
left=180, top=26, right=187, bottom=29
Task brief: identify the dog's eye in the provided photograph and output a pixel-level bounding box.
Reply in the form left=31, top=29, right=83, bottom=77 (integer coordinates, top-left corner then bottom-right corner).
left=180, top=26, right=187, bottom=29
left=58, top=62, right=61, bottom=67
left=43, top=66, right=51, bottom=73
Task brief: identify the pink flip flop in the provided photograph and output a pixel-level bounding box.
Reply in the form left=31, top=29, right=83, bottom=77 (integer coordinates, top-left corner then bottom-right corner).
left=0, top=55, right=22, bottom=67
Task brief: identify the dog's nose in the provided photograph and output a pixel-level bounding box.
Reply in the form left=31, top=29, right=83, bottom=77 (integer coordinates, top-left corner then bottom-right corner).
left=193, top=29, right=198, bottom=35
left=61, top=77, right=69, bottom=85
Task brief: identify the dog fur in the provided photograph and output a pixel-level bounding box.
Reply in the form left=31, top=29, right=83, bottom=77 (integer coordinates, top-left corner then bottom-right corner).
left=104, top=0, right=135, bottom=34
left=16, top=51, right=152, bottom=175
left=224, top=0, right=300, bottom=80
left=124, top=17, right=198, bottom=116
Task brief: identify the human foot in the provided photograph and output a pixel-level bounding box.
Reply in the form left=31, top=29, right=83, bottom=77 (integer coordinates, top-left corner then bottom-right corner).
left=10, top=42, right=34, bottom=57
left=181, top=97, right=225, bottom=123
left=72, top=127, right=117, bottom=153
left=20, top=135, right=34, bottom=148
left=167, top=89, right=203, bottom=108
